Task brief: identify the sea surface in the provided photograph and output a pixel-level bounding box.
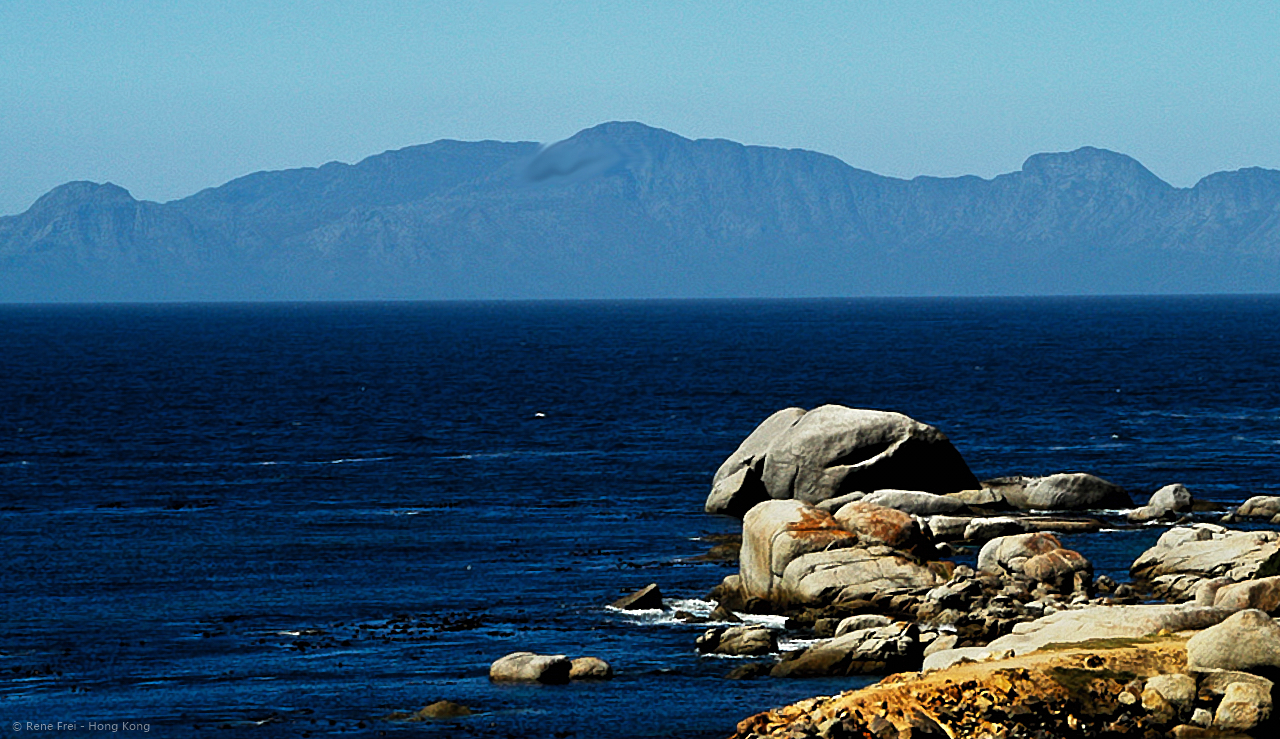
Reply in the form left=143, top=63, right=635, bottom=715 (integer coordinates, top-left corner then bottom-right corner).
left=3, top=296, right=1279, bottom=738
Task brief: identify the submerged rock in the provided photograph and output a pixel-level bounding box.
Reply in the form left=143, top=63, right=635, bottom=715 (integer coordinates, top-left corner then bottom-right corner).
left=412, top=700, right=474, bottom=720
left=723, top=662, right=772, bottom=680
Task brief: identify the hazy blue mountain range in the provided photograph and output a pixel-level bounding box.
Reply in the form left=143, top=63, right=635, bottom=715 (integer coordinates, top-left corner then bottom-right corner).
left=4, top=121, right=1280, bottom=302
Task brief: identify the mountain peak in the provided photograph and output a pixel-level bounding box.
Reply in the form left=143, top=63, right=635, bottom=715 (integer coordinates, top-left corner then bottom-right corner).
left=29, top=181, right=136, bottom=212
left=567, top=121, right=688, bottom=144
left=524, top=122, right=690, bottom=184
left=1021, top=147, right=1172, bottom=191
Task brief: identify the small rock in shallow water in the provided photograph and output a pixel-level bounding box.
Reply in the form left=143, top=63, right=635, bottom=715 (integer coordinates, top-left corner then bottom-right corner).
left=489, top=652, right=571, bottom=684
left=569, top=656, right=613, bottom=680
left=1236, top=495, right=1280, bottom=519
left=411, top=700, right=473, bottom=720
left=702, top=625, right=777, bottom=656
left=610, top=583, right=662, bottom=610
left=723, top=662, right=772, bottom=680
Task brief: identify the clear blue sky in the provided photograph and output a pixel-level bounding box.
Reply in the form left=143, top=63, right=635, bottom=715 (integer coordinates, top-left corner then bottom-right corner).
left=3, top=1, right=1278, bottom=215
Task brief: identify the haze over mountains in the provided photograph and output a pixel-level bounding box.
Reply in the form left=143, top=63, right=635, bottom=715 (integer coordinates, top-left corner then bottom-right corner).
left=3, top=121, right=1280, bottom=302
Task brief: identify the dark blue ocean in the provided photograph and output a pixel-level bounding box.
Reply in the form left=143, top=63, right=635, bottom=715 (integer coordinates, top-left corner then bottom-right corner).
left=3, top=297, right=1279, bottom=738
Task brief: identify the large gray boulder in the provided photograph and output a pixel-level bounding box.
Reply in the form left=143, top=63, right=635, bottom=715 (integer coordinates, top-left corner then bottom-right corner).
left=739, top=500, right=858, bottom=601
left=706, top=408, right=806, bottom=517
left=862, top=489, right=969, bottom=516
left=1131, top=526, right=1280, bottom=600
left=489, top=652, right=572, bottom=684
left=708, top=406, right=979, bottom=517
left=998, top=472, right=1131, bottom=511
left=770, top=622, right=918, bottom=678
left=1187, top=609, right=1280, bottom=672
left=778, top=546, right=943, bottom=607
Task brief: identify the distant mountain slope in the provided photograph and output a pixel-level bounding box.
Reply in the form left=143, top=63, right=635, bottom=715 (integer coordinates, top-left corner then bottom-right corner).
left=3, top=122, right=1280, bottom=301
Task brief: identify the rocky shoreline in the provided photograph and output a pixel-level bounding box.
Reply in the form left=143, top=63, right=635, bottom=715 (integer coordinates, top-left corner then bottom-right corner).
left=486, top=404, right=1280, bottom=737
left=685, top=405, right=1280, bottom=738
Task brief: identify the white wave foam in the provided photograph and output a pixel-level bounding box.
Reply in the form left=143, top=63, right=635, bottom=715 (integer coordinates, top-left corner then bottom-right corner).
left=739, top=613, right=789, bottom=629
left=249, top=456, right=392, bottom=467
left=605, top=597, right=774, bottom=628
left=604, top=606, right=673, bottom=625
left=668, top=597, right=714, bottom=615
left=700, top=651, right=768, bottom=660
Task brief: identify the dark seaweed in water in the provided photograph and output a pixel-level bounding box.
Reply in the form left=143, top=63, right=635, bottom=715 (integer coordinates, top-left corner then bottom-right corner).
left=2, top=296, right=1279, bottom=737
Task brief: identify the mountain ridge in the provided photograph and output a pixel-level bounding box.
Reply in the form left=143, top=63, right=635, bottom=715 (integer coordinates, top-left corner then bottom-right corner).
left=4, top=121, right=1280, bottom=301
